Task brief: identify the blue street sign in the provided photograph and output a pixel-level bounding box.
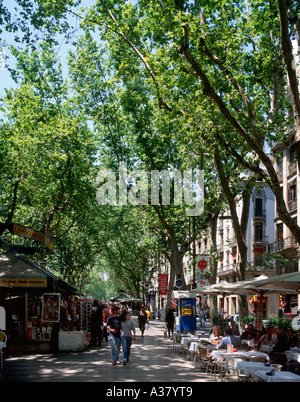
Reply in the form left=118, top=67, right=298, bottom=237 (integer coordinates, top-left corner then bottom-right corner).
left=175, top=279, right=183, bottom=288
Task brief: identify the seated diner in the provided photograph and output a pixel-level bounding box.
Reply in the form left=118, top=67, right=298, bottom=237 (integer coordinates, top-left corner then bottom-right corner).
left=258, top=327, right=277, bottom=351
left=241, top=324, right=258, bottom=350
left=209, top=326, right=223, bottom=343
left=217, top=328, right=241, bottom=350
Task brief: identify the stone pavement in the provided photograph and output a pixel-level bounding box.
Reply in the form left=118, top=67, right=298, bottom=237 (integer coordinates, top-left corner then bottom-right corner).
left=2, top=318, right=216, bottom=383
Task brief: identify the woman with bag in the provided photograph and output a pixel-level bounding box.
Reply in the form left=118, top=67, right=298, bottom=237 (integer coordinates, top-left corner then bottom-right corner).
left=137, top=305, right=147, bottom=337
left=165, top=308, right=175, bottom=339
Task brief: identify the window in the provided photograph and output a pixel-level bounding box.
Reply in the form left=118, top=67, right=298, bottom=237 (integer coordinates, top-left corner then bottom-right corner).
left=277, top=223, right=283, bottom=241
left=254, top=198, right=263, bottom=217
left=254, top=247, right=264, bottom=265
left=254, top=222, right=264, bottom=242
left=288, top=180, right=297, bottom=200
left=232, top=247, right=237, bottom=263
left=276, top=154, right=283, bottom=173
left=289, top=144, right=296, bottom=163
left=287, top=180, right=297, bottom=211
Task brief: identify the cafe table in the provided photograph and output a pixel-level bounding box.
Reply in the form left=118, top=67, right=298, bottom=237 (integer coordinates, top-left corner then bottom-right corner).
left=236, top=361, right=276, bottom=376
left=180, top=336, right=199, bottom=347
left=253, top=370, right=300, bottom=382
left=211, top=349, right=269, bottom=362
left=172, top=332, right=189, bottom=352
left=259, top=345, right=274, bottom=354
left=285, top=349, right=300, bottom=363
left=189, top=341, right=219, bottom=354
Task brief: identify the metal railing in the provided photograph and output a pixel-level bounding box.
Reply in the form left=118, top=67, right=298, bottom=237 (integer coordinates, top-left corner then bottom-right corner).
left=268, top=236, right=299, bottom=253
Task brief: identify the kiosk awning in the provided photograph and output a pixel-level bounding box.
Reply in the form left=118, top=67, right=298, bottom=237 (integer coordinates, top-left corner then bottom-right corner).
left=0, top=250, right=79, bottom=294
left=0, top=251, right=49, bottom=287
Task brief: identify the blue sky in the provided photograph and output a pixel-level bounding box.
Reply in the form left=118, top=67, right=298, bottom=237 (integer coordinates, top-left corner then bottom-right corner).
left=0, top=0, right=99, bottom=98
left=0, top=0, right=138, bottom=98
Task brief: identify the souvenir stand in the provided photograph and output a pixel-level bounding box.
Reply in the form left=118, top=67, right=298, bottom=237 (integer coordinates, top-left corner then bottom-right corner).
left=58, top=297, right=92, bottom=351
left=0, top=250, right=89, bottom=353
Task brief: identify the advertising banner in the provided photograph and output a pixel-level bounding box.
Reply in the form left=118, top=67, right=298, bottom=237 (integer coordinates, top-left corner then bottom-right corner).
left=41, top=293, right=61, bottom=322
left=159, top=274, right=168, bottom=296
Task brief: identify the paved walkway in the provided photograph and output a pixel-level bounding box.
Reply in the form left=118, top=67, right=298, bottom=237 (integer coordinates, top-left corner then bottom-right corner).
left=2, top=319, right=215, bottom=383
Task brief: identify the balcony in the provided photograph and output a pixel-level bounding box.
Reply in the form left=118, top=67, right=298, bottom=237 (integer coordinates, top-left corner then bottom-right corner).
left=252, top=235, right=269, bottom=245
left=216, top=242, right=224, bottom=252
left=288, top=160, right=297, bottom=176
left=217, top=263, right=237, bottom=277
left=254, top=208, right=266, bottom=218
left=277, top=170, right=283, bottom=181
left=227, top=236, right=237, bottom=247
left=268, top=236, right=299, bottom=253
left=288, top=199, right=297, bottom=213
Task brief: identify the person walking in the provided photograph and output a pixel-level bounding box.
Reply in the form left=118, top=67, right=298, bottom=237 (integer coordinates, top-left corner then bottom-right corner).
left=102, top=303, right=110, bottom=342
left=165, top=308, right=175, bottom=339
left=91, top=300, right=103, bottom=347
left=137, top=305, right=147, bottom=337
left=107, top=306, right=121, bottom=365
left=199, top=308, right=203, bottom=326
left=145, top=308, right=151, bottom=330
left=120, top=311, right=136, bottom=366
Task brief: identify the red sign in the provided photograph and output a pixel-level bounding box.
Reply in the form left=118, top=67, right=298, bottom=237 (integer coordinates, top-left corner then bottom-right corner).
left=249, top=298, right=253, bottom=304
left=253, top=296, right=267, bottom=304
left=280, top=300, right=287, bottom=307
left=198, top=260, right=207, bottom=270
left=159, top=274, right=168, bottom=296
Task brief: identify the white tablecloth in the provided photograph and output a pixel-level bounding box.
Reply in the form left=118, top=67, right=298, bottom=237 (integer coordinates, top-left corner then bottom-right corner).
left=236, top=361, right=275, bottom=376
left=259, top=345, right=274, bottom=354
left=188, top=342, right=219, bottom=353
left=189, top=342, right=200, bottom=353
left=211, top=349, right=268, bottom=362
left=253, top=370, right=300, bottom=382
left=285, top=351, right=300, bottom=363
left=180, top=337, right=199, bottom=347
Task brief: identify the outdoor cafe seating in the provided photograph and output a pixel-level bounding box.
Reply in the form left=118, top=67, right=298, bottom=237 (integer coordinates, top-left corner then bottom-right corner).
left=171, top=327, right=300, bottom=382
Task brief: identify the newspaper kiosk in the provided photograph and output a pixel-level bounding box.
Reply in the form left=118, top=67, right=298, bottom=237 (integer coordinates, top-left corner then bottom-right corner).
left=179, top=298, right=196, bottom=332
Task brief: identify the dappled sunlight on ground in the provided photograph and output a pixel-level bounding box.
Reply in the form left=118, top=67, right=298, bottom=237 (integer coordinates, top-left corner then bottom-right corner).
left=3, top=319, right=215, bottom=382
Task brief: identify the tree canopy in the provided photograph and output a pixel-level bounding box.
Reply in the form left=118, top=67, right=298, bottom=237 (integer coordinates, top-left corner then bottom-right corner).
left=1, top=0, right=300, bottom=304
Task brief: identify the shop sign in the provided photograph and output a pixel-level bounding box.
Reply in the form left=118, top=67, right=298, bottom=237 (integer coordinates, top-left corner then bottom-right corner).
left=195, top=255, right=209, bottom=273
left=159, top=274, right=168, bottom=296
left=12, top=224, right=44, bottom=242
left=253, top=295, right=267, bottom=304
left=0, top=278, right=47, bottom=287
left=11, top=223, right=55, bottom=253
left=196, top=279, right=208, bottom=289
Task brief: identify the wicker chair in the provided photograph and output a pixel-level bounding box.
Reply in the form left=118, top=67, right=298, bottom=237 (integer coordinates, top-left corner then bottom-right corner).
left=173, top=334, right=182, bottom=353
left=183, top=341, right=191, bottom=359
left=195, top=346, right=212, bottom=373
left=216, top=361, right=240, bottom=382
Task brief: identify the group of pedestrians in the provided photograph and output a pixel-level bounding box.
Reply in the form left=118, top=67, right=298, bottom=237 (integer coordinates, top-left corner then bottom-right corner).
left=106, top=305, right=136, bottom=366
left=91, top=301, right=151, bottom=366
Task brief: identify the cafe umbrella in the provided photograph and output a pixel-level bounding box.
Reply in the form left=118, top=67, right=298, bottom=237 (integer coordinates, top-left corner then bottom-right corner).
left=244, top=271, right=300, bottom=293
left=199, top=275, right=286, bottom=333
left=198, top=280, right=248, bottom=334
left=225, top=275, right=298, bottom=331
